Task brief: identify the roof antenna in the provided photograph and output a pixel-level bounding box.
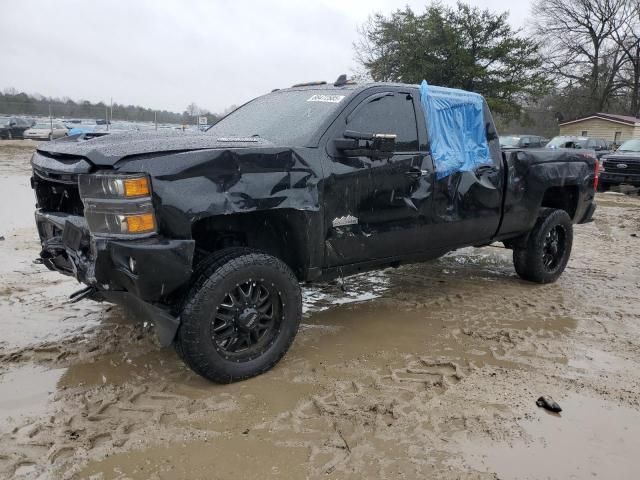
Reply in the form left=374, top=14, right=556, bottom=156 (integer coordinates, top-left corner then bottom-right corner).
left=334, top=74, right=348, bottom=87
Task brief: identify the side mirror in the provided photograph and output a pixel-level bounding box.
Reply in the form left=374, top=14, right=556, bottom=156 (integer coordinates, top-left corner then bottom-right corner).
left=333, top=130, right=396, bottom=157
left=333, top=137, right=359, bottom=150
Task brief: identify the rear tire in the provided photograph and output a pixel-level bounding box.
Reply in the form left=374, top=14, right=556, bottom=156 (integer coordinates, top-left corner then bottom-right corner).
left=513, top=208, right=573, bottom=284
left=176, top=251, right=301, bottom=383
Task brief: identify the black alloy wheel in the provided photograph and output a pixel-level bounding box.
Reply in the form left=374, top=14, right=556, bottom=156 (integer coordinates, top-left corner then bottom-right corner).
left=513, top=208, right=573, bottom=284
left=211, top=279, right=282, bottom=361
left=541, top=225, right=566, bottom=272
left=176, top=249, right=302, bottom=383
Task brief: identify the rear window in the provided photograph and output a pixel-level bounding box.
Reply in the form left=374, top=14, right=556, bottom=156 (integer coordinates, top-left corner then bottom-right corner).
left=500, top=136, right=521, bottom=147
left=547, top=137, right=588, bottom=149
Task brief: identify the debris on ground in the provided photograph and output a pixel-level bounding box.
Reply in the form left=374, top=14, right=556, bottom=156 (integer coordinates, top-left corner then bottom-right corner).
left=536, top=395, right=563, bottom=413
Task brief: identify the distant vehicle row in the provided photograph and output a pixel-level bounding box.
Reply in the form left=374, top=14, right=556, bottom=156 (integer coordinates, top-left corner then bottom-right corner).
left=0, top=116, right=194, bottom=140
left=500, top=134, right=614, bottom=154
left=500, top=134, right=640, bottom=192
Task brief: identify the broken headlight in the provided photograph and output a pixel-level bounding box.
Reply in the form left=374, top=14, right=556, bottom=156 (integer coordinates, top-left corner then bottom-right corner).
left=79, top=173, right=157, bottom=237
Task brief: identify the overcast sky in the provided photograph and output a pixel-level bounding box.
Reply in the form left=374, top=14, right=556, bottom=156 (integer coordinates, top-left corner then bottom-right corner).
left=1, top=0, right=532, bottom=114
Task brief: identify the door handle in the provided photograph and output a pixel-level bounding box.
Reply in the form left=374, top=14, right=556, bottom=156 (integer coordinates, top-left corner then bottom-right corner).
left=475, top=165, right=498, bottom=176
left=405, top=167, right=430, bottom=179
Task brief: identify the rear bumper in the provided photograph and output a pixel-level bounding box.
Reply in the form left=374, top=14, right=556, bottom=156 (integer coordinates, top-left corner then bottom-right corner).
left=35, top=210, right=195, bottom=345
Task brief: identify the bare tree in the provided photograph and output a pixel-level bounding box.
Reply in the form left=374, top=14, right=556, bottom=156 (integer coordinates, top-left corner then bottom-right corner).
left=532, top=0, right=631, bottom=113
left=612, top=1, right=640, bottom=115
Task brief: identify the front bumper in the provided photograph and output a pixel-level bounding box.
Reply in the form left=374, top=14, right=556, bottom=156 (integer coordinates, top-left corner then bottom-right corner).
left=600, top=171, right=640, bottom=186
left=35, top=210, right=195, bottom=345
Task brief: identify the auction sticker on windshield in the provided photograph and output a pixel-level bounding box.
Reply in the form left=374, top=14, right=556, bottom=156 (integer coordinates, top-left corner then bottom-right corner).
left=307, top=94, right=345, bottom=103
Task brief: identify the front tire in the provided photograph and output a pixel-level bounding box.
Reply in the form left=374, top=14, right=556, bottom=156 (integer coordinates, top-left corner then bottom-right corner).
left=513, top=208, right=573, bottom=284
left=597, top=181, right=611, bottom=192
left=176, top=251, right=301, bottom=383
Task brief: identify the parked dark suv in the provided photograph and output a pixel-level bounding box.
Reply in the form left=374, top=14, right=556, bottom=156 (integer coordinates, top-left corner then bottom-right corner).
left=0, top=117, right=33, bottom=139
left=599, top=138, right=640, bottom=192
left=499, top=134, right=545, bottom=149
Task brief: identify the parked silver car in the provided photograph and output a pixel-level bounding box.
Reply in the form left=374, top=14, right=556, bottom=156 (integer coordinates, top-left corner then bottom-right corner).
left=24, top=122, right=68, bottom=140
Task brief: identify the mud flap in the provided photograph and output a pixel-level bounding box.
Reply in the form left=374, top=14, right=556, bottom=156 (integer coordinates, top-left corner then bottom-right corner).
left=100, top=291, right=180, bottom=347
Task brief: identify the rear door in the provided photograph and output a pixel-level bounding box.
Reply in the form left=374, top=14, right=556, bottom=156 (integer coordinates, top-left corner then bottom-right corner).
left=425, top=107, right=504, bottom=249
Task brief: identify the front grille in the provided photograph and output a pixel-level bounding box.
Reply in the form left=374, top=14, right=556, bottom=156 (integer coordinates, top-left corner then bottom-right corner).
left=603, top=160, right=640, bottom=175
left=33, top=169, right=84, bottom=216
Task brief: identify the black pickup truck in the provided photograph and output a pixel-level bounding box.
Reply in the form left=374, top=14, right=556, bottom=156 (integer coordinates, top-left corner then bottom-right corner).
left=30, top=80, right=598, bottom=382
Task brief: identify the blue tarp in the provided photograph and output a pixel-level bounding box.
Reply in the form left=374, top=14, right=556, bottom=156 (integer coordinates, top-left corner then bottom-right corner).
left=419, top=80, right=491, bottom=179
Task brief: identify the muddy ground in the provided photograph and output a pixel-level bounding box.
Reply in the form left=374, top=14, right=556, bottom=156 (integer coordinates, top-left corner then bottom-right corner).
left=0, top=139, right=639, bottom=479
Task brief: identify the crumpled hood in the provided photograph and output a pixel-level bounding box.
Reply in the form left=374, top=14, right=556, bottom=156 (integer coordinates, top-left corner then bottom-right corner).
left=36, top=130, right=272, bottom=166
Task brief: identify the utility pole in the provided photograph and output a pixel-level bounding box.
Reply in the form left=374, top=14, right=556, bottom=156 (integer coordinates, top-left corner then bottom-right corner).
left=49, top=104, right=52, bottom=131
left=154, top=111, right=158, bottom=131
left=110, top=97, right=113, bottom=126
left=105, top=106, right=109, bottom=131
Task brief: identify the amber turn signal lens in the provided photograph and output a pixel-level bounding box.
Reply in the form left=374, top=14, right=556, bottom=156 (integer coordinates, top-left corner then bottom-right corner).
left=124, top=213, right=155, bottom=233
left=123, top=177, right=151, bottom=197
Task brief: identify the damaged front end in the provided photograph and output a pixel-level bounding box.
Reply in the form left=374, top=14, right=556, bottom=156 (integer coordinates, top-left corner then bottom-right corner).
left=31, top=151, right=195, bottom=346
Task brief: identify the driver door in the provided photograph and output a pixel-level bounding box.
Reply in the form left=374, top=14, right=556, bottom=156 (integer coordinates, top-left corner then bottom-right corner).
left=321, top=89, right=432, bottom=267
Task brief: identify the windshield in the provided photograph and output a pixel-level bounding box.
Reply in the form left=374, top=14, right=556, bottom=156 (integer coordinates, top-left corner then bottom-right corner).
left=617, top=139, right=640, bottom=152
left=499, top=136, right=521, bottom=147
left=207, top=89, right=348, bottom=146
left=34, top=123, right=52, bottom=129
left=0, top=118, right=10, bottom=126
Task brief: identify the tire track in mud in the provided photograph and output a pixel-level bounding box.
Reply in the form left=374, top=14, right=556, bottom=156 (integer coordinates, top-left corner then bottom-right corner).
left=2, top=379, right=237, bottom=479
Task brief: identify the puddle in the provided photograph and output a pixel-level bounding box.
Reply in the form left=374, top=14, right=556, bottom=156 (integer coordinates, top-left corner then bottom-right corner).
left=459, top=394, right=640, bottom=479
left=569, top=347, right=638, bottom=374
left=0, top=364, right=64, bottom=428
left=302, top=270, right=390, bottom=314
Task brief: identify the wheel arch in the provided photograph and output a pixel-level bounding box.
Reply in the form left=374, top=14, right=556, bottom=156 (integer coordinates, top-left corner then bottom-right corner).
left=539, top=185, right=579, bottom=221
left=190, top=209, right=321, bottom=281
